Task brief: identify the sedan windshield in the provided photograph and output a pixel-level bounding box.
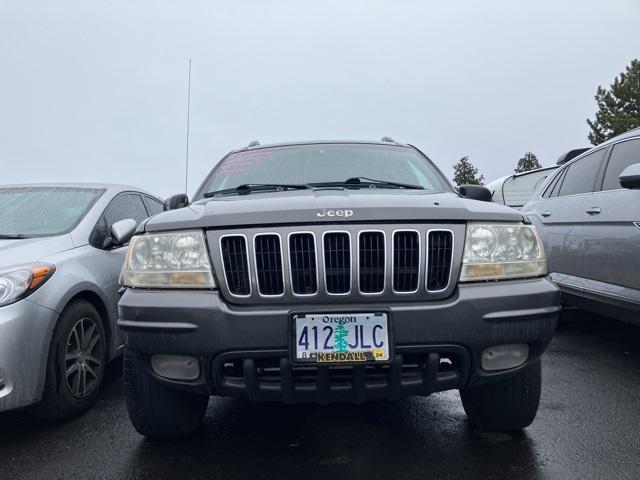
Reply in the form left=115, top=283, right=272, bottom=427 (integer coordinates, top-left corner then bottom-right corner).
left=0, top=187, right=104, bottom=237
left=196, top=144, right=451, bottom=199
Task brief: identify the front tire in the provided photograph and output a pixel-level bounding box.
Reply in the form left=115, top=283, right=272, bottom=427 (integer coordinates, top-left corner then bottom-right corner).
left=460, top=359, right=542, bottom=431
left=124, top=349, right=209, bottom=438
left=29, top=300, right=107, bottom=419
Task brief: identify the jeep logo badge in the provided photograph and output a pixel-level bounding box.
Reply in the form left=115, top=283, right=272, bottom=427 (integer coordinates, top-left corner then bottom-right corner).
left=316, top=208, right=353, bottom=219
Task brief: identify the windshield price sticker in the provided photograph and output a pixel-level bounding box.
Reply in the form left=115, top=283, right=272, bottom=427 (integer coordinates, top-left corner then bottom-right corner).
left=294, top=313, right=389, bottom=364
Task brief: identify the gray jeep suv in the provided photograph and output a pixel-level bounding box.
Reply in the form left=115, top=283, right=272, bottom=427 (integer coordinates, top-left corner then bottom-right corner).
left=118, top=140, right=560, bottom=438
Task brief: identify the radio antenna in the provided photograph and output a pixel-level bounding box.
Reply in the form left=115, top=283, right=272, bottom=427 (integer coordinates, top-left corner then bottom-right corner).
left=184, top=59, right=192, bottom=194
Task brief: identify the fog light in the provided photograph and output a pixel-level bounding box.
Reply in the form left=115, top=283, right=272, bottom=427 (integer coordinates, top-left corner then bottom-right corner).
left=481, top=344, right=529, bottom=371
left=151, top=355, right=200, bottom=381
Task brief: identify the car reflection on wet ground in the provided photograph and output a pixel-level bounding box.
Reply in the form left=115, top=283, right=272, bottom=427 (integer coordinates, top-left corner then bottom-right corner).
left=1, top=312, right=639, bottom=480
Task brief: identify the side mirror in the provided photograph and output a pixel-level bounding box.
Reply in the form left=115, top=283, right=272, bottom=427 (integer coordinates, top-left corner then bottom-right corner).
left=110, top=219, right=137, bottom=246
left=619, top=163, right=640, bottom=189
left=459, top=184, right=492, bottom=202
left=165, top=193, right=189, bottom=211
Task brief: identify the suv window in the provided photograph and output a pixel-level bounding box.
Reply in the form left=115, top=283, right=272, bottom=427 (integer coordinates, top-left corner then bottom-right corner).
left=557, top=148, right=606, bottom=197
left=143, top=196, right=164, bottom=216
left=602, top=139, right=640, bottom=191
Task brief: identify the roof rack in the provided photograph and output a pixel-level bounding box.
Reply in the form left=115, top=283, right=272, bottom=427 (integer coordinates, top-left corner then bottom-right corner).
left=380, top=136, right=395, bottom=143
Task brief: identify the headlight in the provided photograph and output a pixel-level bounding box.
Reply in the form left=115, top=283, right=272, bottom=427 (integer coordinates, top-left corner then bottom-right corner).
left=0, top=263, right=55, bottom=307
left=122, top=230, right=215, bottom=288
left=460, top=223, right=546, bottom=281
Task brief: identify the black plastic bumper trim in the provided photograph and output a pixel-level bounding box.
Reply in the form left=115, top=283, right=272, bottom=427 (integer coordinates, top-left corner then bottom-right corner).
left=212, top=345, right=470, bottom=404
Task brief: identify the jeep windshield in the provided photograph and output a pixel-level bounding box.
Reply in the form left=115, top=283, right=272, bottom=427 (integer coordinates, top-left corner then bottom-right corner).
left=195, top=143, right=452, bottom=200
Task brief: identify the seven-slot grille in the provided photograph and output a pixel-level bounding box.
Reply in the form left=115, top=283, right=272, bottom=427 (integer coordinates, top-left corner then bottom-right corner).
left=427, top=230, right=453, bottom=291
left=218, top=228, right=455, bottom=299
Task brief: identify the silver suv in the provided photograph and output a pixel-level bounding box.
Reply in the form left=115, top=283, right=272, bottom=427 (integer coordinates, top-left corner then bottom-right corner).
left=524, top=128, right=640, bottom=325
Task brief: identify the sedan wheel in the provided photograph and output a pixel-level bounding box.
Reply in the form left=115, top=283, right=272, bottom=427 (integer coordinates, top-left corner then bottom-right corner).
left=28, top=300, right=107, bottom=420
left=64, top=317, right=103, bottom=400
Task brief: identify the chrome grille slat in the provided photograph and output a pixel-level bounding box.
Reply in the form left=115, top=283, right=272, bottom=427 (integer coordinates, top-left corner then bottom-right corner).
left=393, top=230, right=420, bottom=292
left=289, top=233, right=318, bottom=295
left=254, top=234, right=284, bottom=296
left=220, top=235, right=251, bottom=296
left=359, top=231, right=385, bottom=294
left=427, top=230, right=453, bottom=292
left=323, top=232, right=351, bottom=294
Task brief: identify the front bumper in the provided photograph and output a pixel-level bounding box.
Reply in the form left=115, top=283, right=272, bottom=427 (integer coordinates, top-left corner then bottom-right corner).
left=118, top=278, right=560, bottom=403
left=0, top=299, right=57, bottom=412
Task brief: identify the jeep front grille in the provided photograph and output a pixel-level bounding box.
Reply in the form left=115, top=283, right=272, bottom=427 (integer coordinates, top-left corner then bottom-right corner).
left=426, top=230, right=453, bottom=292
left=214, top=225, right=459, bottom=302
left=220, top=235, right=251, bottom=296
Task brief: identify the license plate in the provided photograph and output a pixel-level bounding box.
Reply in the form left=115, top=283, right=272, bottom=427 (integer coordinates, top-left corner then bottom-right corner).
left=293, top=312, right=389, bottom=364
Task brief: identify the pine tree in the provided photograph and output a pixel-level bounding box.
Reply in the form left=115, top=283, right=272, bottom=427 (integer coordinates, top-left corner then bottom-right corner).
left=587, top=59, right=640, bottom=145
left=452, top=156, right=484, bottom=186
left=514, top=152, right=542, bottom=174
left=333, top=324, right=349, bottom=353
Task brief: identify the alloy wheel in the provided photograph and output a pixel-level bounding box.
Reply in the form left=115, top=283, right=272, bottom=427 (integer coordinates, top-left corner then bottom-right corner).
left=64, top=317, right=103, bottom=399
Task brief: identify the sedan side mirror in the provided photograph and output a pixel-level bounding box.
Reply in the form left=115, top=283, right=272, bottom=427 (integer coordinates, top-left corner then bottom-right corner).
left=110, top=218, right=137, bottom=246
left=165, top=193, right=189, bottom=211
left=459, top=184, right=492, bottom=202
left=619, top=163, right=640, bottom=189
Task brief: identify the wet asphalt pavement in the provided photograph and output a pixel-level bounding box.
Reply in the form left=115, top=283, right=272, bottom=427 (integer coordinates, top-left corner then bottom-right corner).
left=1, top=313, right=640, bottom=480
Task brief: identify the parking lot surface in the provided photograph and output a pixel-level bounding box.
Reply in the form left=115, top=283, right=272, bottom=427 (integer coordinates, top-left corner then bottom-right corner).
left=1, top=314, right=639, bottom=480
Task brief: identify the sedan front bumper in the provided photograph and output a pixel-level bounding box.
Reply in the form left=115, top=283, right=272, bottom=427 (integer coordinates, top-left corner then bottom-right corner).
left=0, top=299, right=57, bottom=412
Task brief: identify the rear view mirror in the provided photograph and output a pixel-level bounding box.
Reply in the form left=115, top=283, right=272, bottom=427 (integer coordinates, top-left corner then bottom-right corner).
left=110, top=219, right=137, bottom=246
left=619, top=163, right=640, bottom=189
left=165, top=193, right=189, bottom=211
left=459, top=185, right=492, bottom=202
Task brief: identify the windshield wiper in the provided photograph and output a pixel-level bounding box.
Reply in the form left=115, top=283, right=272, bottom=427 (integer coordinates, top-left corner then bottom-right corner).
left=309, top=177, right=424, bottom=190
left=203, top=183, right=310, bottom=198
left=0, top=234, right=26, bottom=239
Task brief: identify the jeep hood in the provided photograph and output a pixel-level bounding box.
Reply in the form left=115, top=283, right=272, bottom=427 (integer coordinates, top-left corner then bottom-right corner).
left=144, top=190, right=523, bottom=232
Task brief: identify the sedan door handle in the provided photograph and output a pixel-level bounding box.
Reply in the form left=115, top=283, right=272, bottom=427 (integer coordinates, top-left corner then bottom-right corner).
left=586, top=207, right=601, bottom=215
left=540, top=211, right=551, bottom=218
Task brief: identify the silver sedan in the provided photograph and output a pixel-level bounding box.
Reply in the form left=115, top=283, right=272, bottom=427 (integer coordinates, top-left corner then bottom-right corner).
left=0, top=184, right=163, bottom=418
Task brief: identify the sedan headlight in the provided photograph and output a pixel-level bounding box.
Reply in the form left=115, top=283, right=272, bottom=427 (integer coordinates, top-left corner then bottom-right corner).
left=0, top=263, right=55, bottom=307
left=460, top=223, right=546, bottom=281
left=122, top=230, right=215, bottom=288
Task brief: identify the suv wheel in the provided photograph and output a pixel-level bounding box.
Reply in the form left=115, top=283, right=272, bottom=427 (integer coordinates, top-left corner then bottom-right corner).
left=460, top=359, right=541, bottom=431
left=29, top=300, right=107, bottom=419
left=123, top=349, right=209, bottom=438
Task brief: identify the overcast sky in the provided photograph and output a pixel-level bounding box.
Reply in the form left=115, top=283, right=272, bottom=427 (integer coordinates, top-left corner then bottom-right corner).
left=1, top=0, right=639, bottom=197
